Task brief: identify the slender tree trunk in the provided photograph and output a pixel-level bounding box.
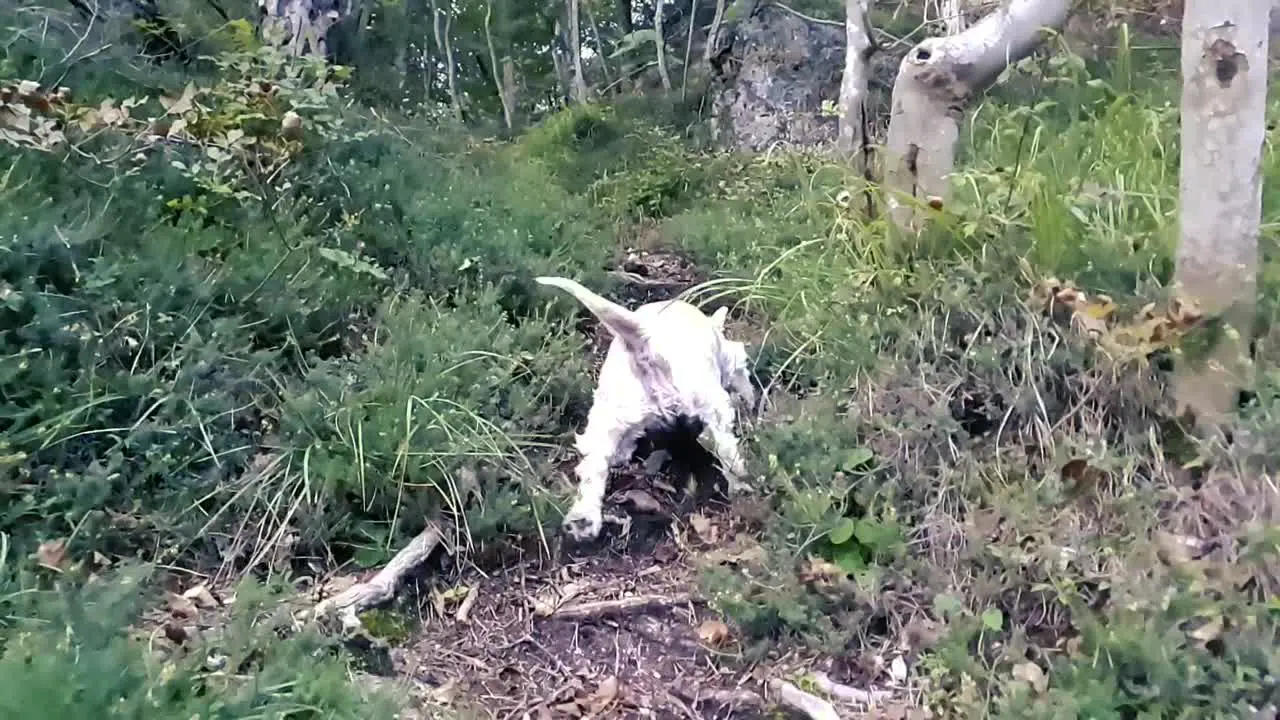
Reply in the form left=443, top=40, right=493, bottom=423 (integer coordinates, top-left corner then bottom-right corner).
left=617, top=0, right=634, bottom=34
left=550, top=17, right=570, bottom=103
left=654, top=0, right=673, bottom=90
left=837, top=0, right=873, bottom=176
left=704, top=0, right=727, bottom=61
left=681, top=0, right=700, bottom=101
left=430, top=0, right=462, bottom=121
left=485, top=0, right=514, bottom=129
left=502, top=58, right=520, bottom=122
left=883, top=0, right=1070, bottom=232
left=586, top=4, right=614, bottom=89
left=1173, top=0, right=1269, bottom=427
left=568, top=0, right=589, bottom=102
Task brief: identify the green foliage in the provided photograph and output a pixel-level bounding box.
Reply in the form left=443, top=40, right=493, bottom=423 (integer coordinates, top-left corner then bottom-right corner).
left=0, top=564, right=399, bottom=719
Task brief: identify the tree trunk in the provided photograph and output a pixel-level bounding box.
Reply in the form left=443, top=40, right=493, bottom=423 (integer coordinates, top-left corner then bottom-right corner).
left=837, top=0, right=873, bottom=175
left=550, top=17, right=573, bottom=103
left=503, top=58, right=520, bottom=122
left=485, top=0, right=514, bottom=129
left=654, top=0, right=673, bottom=90
left=882, top=0, right=1070, bottom=232
left=617, top=0, right=634, bottom=34
left=568, top=0, right=590, bottom=102
left=586, top=4, right=614, bottom=89
left=430, top=0, right=462, bottom=121
left=681, top=0, right=699, bottom=100
left=1173, top=0, right=1269, bottom=427
left=258, top=0, right=344, bottom=59
left=704, top=0, right=727, bottom=62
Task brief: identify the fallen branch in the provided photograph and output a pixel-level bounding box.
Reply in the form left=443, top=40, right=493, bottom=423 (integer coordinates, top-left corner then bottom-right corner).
left=310, top=523, right=446, bottom=630
left=674, top=685, right=766, bottom=709
left=768, top=679, right=840, bottom=720
left=811, top=671, right=892, bottom=706
left=548, top=593, right=697, bottom=620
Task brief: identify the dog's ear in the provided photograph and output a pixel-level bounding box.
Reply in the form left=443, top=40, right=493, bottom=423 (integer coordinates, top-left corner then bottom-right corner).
left=710, top=306, right=729, bottom=331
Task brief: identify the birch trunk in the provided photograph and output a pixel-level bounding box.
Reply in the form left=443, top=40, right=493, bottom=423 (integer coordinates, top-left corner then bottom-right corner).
left=654, top=0, right=673, bottom=90
left=484, top=0, right=514, bottom=129
left=837, top=0, right=873, bottom=175
left=568, top=0, right=590, bottom=102
left=430, top=0, right=462, bottom=121
left=704, top=0, right=727, bottom=61
left=1174, top=0, right=1269, bottom=426
left=586, top=4, right=614, bottom=88
left=681, top=0, right=700, bottom=100
left=882, top=0, right=1070, bottom=232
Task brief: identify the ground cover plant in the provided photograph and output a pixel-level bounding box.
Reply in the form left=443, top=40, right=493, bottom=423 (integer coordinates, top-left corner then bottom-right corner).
left=0, top=0, right=1278, bottom=718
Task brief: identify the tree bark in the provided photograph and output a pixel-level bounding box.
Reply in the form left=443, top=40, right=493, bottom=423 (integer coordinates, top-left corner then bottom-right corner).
left=837, top=0, right=873, bottom=175
left=654, top=0, right=673, bottom=90
left=568, top=0, right=590, bottom=102
left=1174, top=0, right=1269, bottom=427
left=485, top=0, right=514, bottom=129
left=882, top=0, right=1070, bottom=232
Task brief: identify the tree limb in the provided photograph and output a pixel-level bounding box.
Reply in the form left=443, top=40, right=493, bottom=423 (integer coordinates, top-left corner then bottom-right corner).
left=883, top=0, right=1070, bottom=232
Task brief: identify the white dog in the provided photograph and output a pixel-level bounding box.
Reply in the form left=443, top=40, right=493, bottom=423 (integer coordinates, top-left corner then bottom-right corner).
left=537, top=276, right=756, bottom=542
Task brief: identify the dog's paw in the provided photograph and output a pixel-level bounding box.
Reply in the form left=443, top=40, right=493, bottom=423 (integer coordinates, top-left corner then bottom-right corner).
left=561, top=502, right=604, bottom=543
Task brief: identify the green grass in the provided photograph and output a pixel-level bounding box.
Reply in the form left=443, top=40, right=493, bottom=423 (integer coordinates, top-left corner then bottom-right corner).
left=2, top=6, right=1279, bottom=718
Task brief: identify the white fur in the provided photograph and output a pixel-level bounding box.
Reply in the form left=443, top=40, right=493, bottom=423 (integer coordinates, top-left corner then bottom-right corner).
left=537, top=276, right=755, bottom=542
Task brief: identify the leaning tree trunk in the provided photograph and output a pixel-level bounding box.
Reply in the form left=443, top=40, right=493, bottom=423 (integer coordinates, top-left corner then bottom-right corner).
left=568, top=0, right=590, bottom=102
left=837, top=0, right=873, bottom=175
left=654, top=0, right=673, bottom=90
left=485, top=0, right=514, bottom=129
left=882, top=0, right=1070, bottom=232
left=258, top=0, right=345, bottom=59
left=1173, top=0, right=1269, bottom=427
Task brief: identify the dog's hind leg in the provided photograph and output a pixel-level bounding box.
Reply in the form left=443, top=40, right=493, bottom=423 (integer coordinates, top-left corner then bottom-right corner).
left=562, top=411, right=646, bottom=542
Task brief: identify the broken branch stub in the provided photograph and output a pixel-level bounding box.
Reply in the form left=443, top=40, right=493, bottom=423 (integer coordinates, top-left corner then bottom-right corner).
left=883, top=0, right=1070, bottom=232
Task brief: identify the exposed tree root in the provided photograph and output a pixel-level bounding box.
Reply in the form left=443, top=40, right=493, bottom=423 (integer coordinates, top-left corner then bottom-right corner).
left=811, top=670, right=892, bottom=706
left=310, top=523, right=447, bottom=630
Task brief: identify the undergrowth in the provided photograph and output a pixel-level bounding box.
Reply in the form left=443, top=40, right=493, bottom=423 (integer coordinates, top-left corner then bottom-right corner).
left=1, top=3, right=1279, bottom=718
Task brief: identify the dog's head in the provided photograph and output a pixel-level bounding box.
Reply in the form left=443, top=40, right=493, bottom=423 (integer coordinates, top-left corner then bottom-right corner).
left=710, top=307, right=756, bottom=409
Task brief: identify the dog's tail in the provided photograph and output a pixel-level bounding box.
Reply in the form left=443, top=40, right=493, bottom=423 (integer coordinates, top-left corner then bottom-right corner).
left=536, top=276, right=649, bottom=355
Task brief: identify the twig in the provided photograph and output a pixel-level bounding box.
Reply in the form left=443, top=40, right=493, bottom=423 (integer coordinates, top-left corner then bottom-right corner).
left=810, top=671, right=893, bottom=706
left=674, top=685, right=766, bottom=710
left=455, top=585, right=479, bottom=623
left=767, top=679, right=840, bottom=720
left=310, top=523, right=447, bottom=629
left=548, top=593, right=697, bottom=620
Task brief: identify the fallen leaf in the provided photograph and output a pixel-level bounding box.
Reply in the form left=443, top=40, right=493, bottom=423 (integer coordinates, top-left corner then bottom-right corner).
left=619, top=488, right=663, bottom=514
left=697, top=619, right=732, bottom=648
left=689, top=514, right=718, bottom=544
left=36, top=538, right=69, bottom=571
left=167, top=592, right=199, bottom=618
left=1188, top=615, right=1225, bottom=643
left=889, top=655, right=908, bottom=682
left=163, top=622, right=190, bottom=645
left=182, top=584, right=219, bottom=609
left=586, top=675, right=621, bottom=715
left=1012, top=661, right=1048, bottom=694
